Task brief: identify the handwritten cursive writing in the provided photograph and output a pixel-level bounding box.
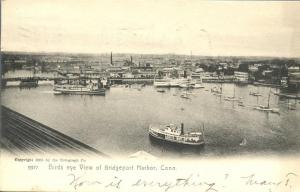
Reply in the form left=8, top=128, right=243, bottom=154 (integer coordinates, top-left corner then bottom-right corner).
left=131, top=174, right=218, bottom=192
left=240, top=172, right=298, bottom=189
left=67, top=172, right=298, bottom=191
left=68, top=173, right=122, bottom=190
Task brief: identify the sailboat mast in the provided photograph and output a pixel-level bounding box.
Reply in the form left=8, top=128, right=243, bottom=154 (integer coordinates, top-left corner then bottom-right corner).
left=267, top=88, right=271, bottom=108
left=296, top=84, right=298, bottom=106
left=233, top=85, right=236, bottom=98
left=220, top=83, right=223, bottom=93
left=202, top=123, right=205, bottom=141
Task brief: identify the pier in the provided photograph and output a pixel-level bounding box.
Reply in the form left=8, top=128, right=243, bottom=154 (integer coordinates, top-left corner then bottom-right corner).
left=108, top=77, right=157, bottom=84
left=1, top=106, right=108, bottom=157
left=2, top=76, right=157, bottom=86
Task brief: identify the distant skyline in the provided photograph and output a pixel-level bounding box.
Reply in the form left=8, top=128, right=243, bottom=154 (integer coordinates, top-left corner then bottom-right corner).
left=2, top=0, right=300, bottom=58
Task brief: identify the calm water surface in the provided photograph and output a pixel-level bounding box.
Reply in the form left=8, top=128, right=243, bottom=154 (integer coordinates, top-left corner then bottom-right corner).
left=2, top=83, right=300, bottom=158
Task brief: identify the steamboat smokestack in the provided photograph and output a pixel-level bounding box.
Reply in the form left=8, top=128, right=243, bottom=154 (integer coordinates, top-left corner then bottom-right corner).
left=181, top=123, right=184, bottom=135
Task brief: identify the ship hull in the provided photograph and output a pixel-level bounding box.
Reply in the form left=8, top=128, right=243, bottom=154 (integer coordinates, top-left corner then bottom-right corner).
left=253, top=107, right=273, bottom=112
left=153, top=82, right=170, bottom=87
left=54, top=89, right=105, bottom=95
left=149, top=133, right=205, bottom=150
left=154, top=79, right=190, bottom=87
left=20, top=81, right=38, bottom=88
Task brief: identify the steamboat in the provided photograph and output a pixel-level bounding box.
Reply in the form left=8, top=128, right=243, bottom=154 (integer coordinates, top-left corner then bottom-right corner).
left=149, top=123, right=205, bottom=146
left=53, top=79, right=105, bottom=95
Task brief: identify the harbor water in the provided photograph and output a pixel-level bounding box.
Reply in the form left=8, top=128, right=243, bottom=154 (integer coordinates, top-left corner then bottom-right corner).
left=2, top=83, right=300, bottom=158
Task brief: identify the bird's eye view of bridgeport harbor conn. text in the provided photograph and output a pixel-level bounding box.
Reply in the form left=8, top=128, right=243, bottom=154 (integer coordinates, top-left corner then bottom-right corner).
left=1, top=1, right=300, bottom=161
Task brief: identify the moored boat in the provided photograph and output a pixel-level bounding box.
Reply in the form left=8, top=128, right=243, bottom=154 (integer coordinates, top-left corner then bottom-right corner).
left=192, top=84, right=205, bottom=89
left=253, top=105, right=273, bottom=112
left=157, top=89, right=166, bottom=93
left=180, top=92, right=190, bottom=99
left=179, top=78, right=204, bottom=89
left=154, top=78, right=189, bottom=87
left=53, top=79, right=105, bottom=95
left=238, top=100, right=245, bottom=107
left=224, top=96, right=238, bottom=101
left=272, top=92, right=300, bottom=100
left=20, top=79, right=38, bottom=88
left=253, top=88, right=279, bottom=113
left=249, top=92, right=262, bottom=97
left=153, top=79, right=170, bottom=87
left=211, top=84, right=223, bottom=95
left=179, top=83, right=204, bottom=89
left=224, top=85, right=238, bottom=101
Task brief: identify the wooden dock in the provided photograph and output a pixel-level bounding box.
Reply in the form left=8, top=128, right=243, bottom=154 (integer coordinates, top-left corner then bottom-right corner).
left=1, top=106, right=108, bottom=157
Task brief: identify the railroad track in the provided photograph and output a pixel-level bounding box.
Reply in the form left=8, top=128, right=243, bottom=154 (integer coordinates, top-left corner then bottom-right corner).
left=1, top=106, right=108, bottom=157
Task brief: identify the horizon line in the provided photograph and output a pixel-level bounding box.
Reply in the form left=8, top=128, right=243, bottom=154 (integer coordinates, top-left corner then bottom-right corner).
left=1, top=50, right=300, bottom=60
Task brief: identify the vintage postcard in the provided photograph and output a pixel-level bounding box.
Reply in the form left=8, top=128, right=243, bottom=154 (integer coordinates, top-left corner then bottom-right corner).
left=1, top=0, right=300, bottom=191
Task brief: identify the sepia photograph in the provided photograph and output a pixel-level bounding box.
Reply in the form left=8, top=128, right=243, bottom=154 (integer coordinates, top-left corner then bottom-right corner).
left=1, top=0, right=300, bottom=191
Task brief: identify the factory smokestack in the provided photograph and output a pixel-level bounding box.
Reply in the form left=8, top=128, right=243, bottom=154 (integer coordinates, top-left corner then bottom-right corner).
left=110, top=52, right=113, bottom=66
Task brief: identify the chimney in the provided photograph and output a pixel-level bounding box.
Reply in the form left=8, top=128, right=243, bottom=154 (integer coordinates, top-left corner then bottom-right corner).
left=183, top=70, right=187, bottom=78
left=110, top=52, right=113, bottom=66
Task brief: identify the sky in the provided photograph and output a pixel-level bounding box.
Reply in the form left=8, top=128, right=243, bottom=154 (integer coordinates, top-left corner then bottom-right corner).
left=1, top=0, right=300, bottom=57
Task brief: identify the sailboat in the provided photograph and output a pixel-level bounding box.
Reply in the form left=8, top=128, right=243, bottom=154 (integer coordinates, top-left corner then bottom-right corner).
left=157, top=89, right=166, bottom=93
left=212, top=84, right=223, bottom=96
left=224, top=84, right=238, bottom=101
left=288, top=84, right=298, bottom=110
left=288, top=102, right=296, bottom=110
left=239, top=128, right=247, bottom=146
left=179, top=78, right=204, bottom=89
left=272, top=87, right=298, bottom=111
left=180, top=91, right=190, bottom=99
left=272, top=82, right=300, bottom=100
left=239, top=138, right=247, bottom=146
left=250, top=87, right=262, bottom=97
left=238, top=99, right=245, bottom=107
left=253, top=88, right=279, bottom=113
